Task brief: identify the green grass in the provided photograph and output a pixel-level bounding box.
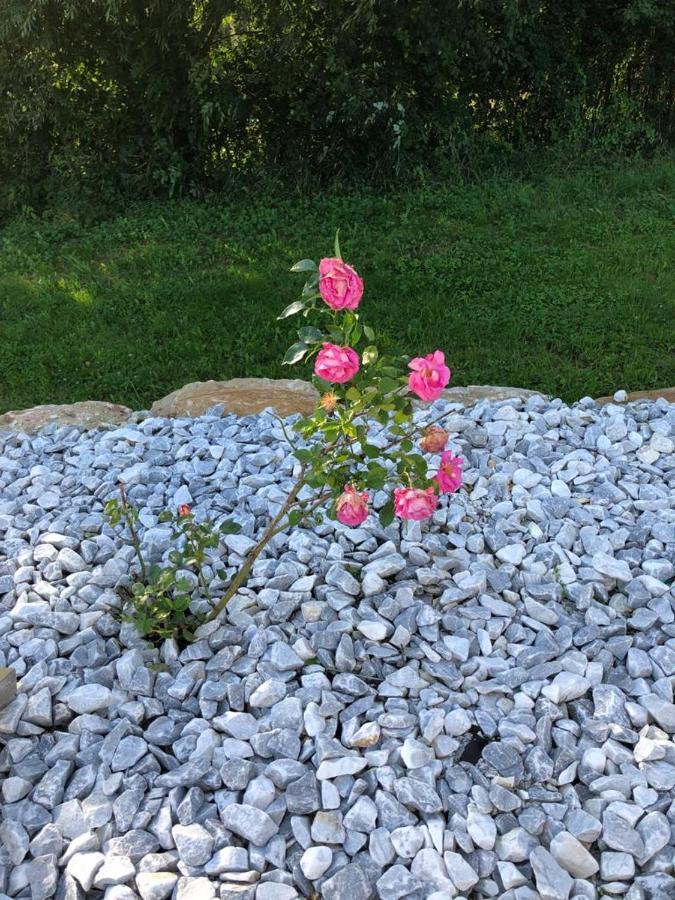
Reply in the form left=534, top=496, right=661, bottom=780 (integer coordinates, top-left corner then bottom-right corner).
left=1, top=156, right=674, bottom=413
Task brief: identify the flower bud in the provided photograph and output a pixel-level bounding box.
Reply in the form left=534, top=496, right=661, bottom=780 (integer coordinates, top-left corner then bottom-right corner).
left=420, top=425, right=449, bottom=453
left=335, top=485, right=369, bottom=527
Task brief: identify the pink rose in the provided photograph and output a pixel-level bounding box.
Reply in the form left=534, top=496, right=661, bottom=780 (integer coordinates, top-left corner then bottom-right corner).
left=434, top=451, right=463, bottom=494
left=318, top=257, right=364, bottom=310
left=419, top=425, right=449, bottom=454
left=314, top=343, right=360, bottom=383
left=408, top=350, right=451, bottom=401
left=393, top=486, right=438, bottom=520
left=336, top=485, right=369, bottom=526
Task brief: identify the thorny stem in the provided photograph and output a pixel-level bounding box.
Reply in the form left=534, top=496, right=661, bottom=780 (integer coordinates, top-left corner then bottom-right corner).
left=271, top=414, right=299, bottom=452
left=184, top=527, right=213, bottom=602
left=119, top=485, right=148, bottom=583
left=204, top=466, right=308, bottom=623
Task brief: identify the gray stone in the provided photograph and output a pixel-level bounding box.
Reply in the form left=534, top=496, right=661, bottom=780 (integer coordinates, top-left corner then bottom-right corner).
left=600, top=852, right=635, bottom=881
left=172, top=823, right=214, bottom=867
left=65, top=684, right=112, bottom=713
left=321, top=863, right=371, bottom=900
left=111, top=736, right=147, bottom=771
left=530, top=847, right=573, bottom=900
left=376, top=864, right=423, bottom=900
left=220, top=804, right=279, bottom=845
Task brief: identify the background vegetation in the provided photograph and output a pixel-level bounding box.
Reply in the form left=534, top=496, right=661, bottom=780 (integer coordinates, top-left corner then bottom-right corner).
left=0, top=2, right=673, bottom=413
left=1, top=157, right=673, bottom=413
left=1, top=0, right=673, bottom=214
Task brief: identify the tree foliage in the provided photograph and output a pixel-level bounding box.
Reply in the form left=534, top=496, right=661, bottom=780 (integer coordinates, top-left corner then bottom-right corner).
left=1, top=0, right=673, bottom=211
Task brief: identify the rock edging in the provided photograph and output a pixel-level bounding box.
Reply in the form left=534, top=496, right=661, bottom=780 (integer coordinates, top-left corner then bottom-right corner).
left=1, top=380, right=673, bottom=434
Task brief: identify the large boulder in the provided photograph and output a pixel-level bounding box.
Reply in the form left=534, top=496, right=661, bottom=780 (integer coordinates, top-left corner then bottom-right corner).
left=440, top=385, right=545, bottom=405
left=596, top=387, right=675, bottom=405
left=0, top=401, right=132, bottom=433
left=150, top=378, right=319, bottom=418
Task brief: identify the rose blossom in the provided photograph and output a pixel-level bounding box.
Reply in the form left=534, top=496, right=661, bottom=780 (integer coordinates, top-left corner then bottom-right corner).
left=408, top=350, right=451, bottom=401
left=393, top=486, right=438, bottom=520
left=178, top=504, right=191, bottom=517
left=420, top=424, right=449, bottom=453
left=336, top=485, right=369, bottom=526
left=434, top=451, right=463, bottom=494
left=314, top=343, right=360, bottom=383
left=318, top=257, right=364, bottom=310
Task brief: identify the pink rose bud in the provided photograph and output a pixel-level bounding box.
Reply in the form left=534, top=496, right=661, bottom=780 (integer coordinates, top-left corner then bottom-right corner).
left=336, top=484, right=369, bottom=526
left=318, top=257, right=364, bottom=310
left=420, top=425, right=449, bottom=454
left=393, top=486, right=438, bottom=520
left=408, top=350, right=451, bottom=401
left=314, top=343, right=360, bottom=383
left=178, top=504, right=191, bottom=517
left=434, top=451, right=464, bottom=494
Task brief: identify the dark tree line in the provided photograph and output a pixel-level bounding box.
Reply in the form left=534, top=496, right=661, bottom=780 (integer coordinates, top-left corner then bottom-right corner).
left=1, top=0, right=673, bottom=211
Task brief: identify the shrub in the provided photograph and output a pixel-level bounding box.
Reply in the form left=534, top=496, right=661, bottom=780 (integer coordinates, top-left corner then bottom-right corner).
left=1, top=0, right=673, bottom=212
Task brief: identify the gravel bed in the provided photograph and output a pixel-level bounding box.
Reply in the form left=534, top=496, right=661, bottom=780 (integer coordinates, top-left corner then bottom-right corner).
left=0, top=393, right=674, bottom=900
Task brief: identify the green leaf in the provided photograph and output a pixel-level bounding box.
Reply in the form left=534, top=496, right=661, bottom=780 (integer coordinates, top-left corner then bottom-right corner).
left=363, top=324, right=375, bottom=341
left=278, top=300, right=306, bottom=320
left=298, top=326, right=323, bottom=343
left=362, top=345, right=378, bottom=366
left=379, top=499, right=395, bottom=527
left=282, top=341, right=309, bottom=365
left=220, top=520, right=242, bottom=534
left=345, top=386, right=361, bottom=401
left=401, top=439, right=413, bottom=452
left=290, top=258, right=317, bottom=272
left=334, top=229, right=341, bottom=259
left=363, top=443, right=381, bottom=458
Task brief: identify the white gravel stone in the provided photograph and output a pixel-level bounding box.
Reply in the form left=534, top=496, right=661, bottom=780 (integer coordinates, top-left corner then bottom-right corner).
left=1, top=393, right=673, bottom=899
left=496, top=543, right=526, bottom=565
left=550, top=831, right=599, bottom=878
left=65, top=684, right=112, bottom=713
left=136, top=872, right=179, bottom=900
left=299, top=845, right=332, bottom=880
left=541, top=672, right=592, bottom=703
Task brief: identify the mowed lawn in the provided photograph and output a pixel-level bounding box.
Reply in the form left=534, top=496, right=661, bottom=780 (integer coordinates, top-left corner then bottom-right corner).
left=1, top=156, right=673, bottom=413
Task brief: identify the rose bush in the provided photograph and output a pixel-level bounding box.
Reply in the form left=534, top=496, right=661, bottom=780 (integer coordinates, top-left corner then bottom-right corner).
left=202, top=233, right=465, bottom=623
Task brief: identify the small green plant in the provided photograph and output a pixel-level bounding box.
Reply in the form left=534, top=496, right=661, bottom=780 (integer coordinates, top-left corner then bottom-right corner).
left=104, top=488, right=241, bottom=645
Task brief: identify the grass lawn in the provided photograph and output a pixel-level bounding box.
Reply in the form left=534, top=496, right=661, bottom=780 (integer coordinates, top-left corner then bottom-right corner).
left=1, top=156, right=673, bottom=413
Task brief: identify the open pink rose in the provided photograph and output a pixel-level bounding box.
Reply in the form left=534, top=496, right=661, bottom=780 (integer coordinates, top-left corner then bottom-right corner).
left=336, top=485, right=369, bottom=526
left=314, top=343, right=360, bottom=383
left=393, top=486, right=438, bottom=520
left=420, top=425, right=449, bottom=454
left=318, top=257, right=364, bottom=310
left=408, top=350, right=451, bottom=401
left=434, top=451, right=463, bottom=494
